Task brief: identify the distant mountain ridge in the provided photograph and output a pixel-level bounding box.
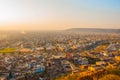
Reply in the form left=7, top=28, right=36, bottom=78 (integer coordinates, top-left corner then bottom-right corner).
left=66, top=28, right=120, bottom=33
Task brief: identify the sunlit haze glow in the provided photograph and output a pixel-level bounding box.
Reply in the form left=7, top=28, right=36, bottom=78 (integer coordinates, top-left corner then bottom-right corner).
left=0, top=0, right=120, bottom=30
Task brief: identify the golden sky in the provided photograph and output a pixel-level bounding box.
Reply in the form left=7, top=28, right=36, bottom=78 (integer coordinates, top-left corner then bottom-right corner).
left=0, top=0, right=120, bottom=30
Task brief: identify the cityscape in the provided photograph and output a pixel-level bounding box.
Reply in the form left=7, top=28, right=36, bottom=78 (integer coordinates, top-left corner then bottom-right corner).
left=0, top=30, right=120, bottom=80
left=0, top=0, right=120, bottom=80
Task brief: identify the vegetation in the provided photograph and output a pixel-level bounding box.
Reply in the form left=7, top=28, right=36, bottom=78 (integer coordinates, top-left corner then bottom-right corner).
left=106, top=66, right=120, bottom=76
left=99, top=74, right=120, bottom=80
left=55, top=67, right=120, bottom=80
left=0, top=48, right=16, bottom=53
left=93, top=44, right=108, bottom=53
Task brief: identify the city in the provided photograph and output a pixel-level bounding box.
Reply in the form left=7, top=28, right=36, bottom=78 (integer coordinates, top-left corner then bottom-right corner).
left=0, top=0, right=120, bottom=80
left=0, top=30, right=120, bottom=80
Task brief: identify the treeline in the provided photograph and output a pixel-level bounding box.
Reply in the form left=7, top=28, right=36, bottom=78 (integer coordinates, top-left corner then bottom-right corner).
left=55, top=66, right=120, bottom=80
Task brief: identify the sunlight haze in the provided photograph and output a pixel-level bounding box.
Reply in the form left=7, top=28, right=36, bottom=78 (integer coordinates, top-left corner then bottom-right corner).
left=0, top=0, right=120, bottom=30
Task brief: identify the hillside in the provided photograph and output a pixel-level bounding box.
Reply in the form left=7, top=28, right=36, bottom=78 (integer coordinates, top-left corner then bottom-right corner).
left=66, top=28, right=120, bottom=33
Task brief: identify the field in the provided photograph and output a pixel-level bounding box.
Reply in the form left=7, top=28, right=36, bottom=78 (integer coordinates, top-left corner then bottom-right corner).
left=0, top=48, right=16, bottom=53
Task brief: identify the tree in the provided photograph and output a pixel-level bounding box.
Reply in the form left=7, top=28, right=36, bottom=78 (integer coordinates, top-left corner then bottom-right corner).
left=99, top=74, right=120, bottom=80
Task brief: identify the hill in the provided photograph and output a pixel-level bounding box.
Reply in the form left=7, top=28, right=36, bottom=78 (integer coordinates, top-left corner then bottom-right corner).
left=66, top=28, right=120, bottom=33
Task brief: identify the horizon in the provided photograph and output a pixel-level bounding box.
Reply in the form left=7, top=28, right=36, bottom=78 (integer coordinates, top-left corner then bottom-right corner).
left=0, top=27, right=120, bottom=32
left=0, top=0, right=120, bottom=30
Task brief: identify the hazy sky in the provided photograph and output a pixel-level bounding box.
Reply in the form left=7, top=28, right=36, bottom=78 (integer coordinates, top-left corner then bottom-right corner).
left=0, top=0, right=120, bottom=30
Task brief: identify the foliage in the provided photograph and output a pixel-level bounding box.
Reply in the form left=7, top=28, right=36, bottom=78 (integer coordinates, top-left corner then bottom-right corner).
left=55, top=67, right=120, bottom=80
left=93, top=44, right=108, bottom=53
left=106, top=68, right=120, bottom=76
left=99, top=74, right=120, bottom=80
left=0, top=48, right=16, bottom=53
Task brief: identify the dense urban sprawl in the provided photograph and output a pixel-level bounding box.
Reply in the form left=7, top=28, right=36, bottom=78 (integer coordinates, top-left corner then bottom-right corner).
left=0, top=31, right=120, bottom=80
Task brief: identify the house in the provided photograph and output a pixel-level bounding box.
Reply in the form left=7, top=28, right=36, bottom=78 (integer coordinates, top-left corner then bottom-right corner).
left=77, top=57, right=89, bottom=65
left=115, top=56, right=120, bottom=61
left=107, top=44, right=120, bottom=51
left=88, top=65, right=104, bottom=71
left=36, top=47, right=44, bottom=51
left=80, top=65, right=88, bottom=70
left=81, top=58, right=89, bottom=65
left=96, top=61, right=106, bottom=66
left=100, top=51, right=108, bottom=56
left=52, top=52, right=65, bottom=59
left=0, top=77, right=6, bottom=80
left=61, top=60, right=72, bottom=73
left=0, top=73, right=8, bottom=80
left=20, top=48, right=33, bottom=53
left=63, top=64, right=72, bottom=73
